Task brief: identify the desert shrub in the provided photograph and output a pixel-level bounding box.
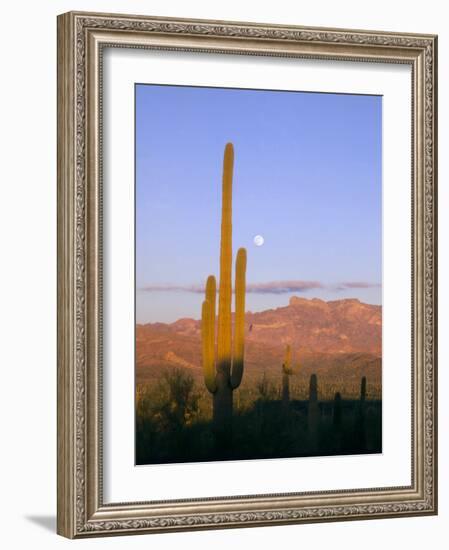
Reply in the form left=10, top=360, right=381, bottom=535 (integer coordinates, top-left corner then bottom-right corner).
left=256, top=371, right=277, bottom=401
left=136, top=368, right=204, bottom=463
left=150, top=368, right=200, bottom=431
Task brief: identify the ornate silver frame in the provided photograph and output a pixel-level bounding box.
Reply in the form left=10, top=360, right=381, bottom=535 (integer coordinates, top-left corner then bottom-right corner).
left=57, top=11, right=438, bottom=538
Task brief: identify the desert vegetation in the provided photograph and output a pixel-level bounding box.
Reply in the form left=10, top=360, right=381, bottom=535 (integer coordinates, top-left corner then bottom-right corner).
left=136, top=368, right=381, bottom=464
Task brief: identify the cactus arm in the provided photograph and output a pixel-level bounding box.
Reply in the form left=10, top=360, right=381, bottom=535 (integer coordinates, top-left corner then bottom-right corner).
left=231, top=247, right=247, bottom=389
left=205, top=275, right=217, bottom=392
left=205, top=275, right=216, bottom=333
left=201, top=294, right=217, bottom=394
left=216, top=143, right=234, bottom=376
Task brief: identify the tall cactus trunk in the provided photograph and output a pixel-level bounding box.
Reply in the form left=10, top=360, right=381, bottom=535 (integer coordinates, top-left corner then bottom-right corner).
left=201, top=143, right=247, bottom=455
left=214, top=142, right=234, bottom=447
left=213, top=380, right=233, bottom=451
left=216, top=143, right=233, bottom=379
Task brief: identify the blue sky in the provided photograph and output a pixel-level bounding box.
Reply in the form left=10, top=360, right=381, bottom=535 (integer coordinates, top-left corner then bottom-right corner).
left=136, top=84, right=382, bottom=323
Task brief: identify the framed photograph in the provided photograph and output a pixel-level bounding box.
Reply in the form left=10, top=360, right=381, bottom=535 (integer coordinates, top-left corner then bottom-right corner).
left=57, top=11, right=438, bottom=538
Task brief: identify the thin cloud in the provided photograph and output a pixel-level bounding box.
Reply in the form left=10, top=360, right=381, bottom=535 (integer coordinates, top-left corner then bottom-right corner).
left=139, top=280, right=380, bottom=295
left=246, top=281, right=324, bottom=294
left=331, top=282, right=382, bottom=291
left=139, top=283, right=205, bottom=294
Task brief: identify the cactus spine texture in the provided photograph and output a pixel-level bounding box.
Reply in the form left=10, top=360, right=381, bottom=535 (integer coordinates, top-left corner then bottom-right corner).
left=201, top=143, right=247, bottom=436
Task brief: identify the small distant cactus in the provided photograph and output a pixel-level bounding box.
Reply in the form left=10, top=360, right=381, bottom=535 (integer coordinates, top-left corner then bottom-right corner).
left=201, top=143, right=247, bottom=443
left=357, top=376, right=367, bottom=420
left=281, top=344, right=301, bottom=407
left=354, top=376, right=368, bottom=450
left=307, top=374, right=320, bottom=449
left=333, top=392, right=342, bottom=428
left=360, top=376, right=367, bottom=404
left=309, top=374, right=318, bottom=403
left=257, top=370, right=271, bottom=401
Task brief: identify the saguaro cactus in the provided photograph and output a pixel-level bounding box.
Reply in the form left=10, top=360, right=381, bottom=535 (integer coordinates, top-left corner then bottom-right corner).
left=281, top=344, right=301, bottom=407
left=201, top=143, right=247, bottom=444
left=354, top=376, right=367, bottom=450
left=281, top=345, right=292, bottom=405
left=332, top=391, right=343, bottom=452
left=309, top=374, right=318, bottom=403
left=307, top=374, right=320, bottom=450
left=333, top=392, right=343, bottom=428
left=360, top=376, right=367, bottom=404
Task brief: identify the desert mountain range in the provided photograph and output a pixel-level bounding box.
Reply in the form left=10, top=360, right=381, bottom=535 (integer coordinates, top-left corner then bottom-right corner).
left=136, top=297, right=382, bottom=391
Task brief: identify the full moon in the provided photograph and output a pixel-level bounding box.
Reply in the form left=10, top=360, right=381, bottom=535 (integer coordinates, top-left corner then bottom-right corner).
left=253, top=235, right=265, bottom=247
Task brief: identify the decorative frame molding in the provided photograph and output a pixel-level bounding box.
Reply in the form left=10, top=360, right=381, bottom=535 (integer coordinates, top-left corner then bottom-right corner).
left=57, top=11, right=437, bottom=538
